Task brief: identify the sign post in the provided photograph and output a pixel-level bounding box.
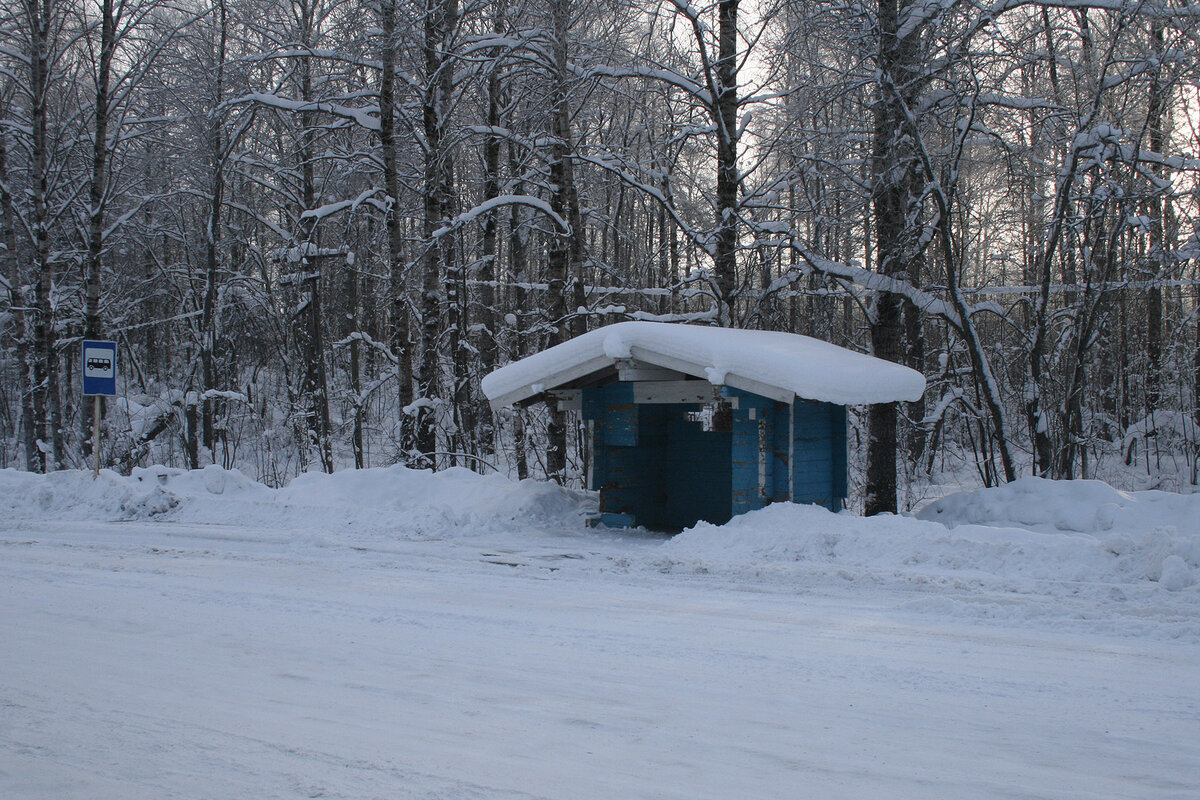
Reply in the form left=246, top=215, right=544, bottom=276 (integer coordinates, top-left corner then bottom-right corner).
left=82, top=340, right=118, bottom=479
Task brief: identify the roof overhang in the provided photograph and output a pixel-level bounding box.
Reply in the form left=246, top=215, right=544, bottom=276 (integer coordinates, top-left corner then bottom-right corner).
left=482, top=322, right=926, bottom=410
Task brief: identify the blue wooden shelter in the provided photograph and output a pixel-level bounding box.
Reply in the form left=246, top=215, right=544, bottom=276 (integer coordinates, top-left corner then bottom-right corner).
left=482, top=322, right=925, bottom=530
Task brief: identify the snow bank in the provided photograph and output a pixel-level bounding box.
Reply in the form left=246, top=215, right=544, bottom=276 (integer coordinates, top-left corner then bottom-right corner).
left=0, top=467, right=182, bottom=520
left=3, top=467, right=1198, bottom=638
left=915, top=476, right=1200, bottom=534
left=657, top=483, right=1200, bottom=638
left=0, top=465, right=591, bottom=540
left=663, top=499, right=1198, bottom=588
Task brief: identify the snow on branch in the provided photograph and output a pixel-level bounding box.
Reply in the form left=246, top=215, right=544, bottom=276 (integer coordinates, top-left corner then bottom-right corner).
left=574, top=153, right=711, bottom=254
left=629, top=308, right=720, bottom=324
left=334, top=332, right=400, bottom=365
left=201, top=389, right=249, bottom=404
left=584, top=65, right=712, bottom=105
left=897, top=0, right=957, bottom=41
left=978, top=0, right=1200, bottom=19
left=432, top=196, right=569, bottom=239
left=780, top=243, right=963, bottom=328
left=300, top=189, right=382, bottom=223
left=223, top=200, right=292, bottom=242
left=232, top=92, right=379, bottom=132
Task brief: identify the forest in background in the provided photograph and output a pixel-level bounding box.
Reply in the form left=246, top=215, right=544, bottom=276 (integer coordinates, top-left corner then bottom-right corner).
left=1, top=0, right=1198, bottom=513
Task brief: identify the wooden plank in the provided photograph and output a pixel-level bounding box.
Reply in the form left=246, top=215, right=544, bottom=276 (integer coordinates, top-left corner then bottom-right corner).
left=792, top=401, right=836, bottom=510
left=604, top=382, right=637, bottom=446
left=616, top=359, right=688, bottom=382
left=731, top=408, right=762, bottom=516
left=772, top=402, right=791, bottom=503
left=757, top=417, right=770, bottom=500
left=788, top=401, right=795, bottom=502
left=628, top=345, right=795, bottom=404
left=632, top=380, right=717, bottom=404
left=626, top=345, right=709, bottom=381
left=487, top=353, right=614, bottom=409
left=598, top=512, right=637, bottom=528
left=582, top=388, right=607, bottom=491
left=725, top=373, right=795, bottom=404
left=831, top=404, right=848, bottom=503
left=546, top=389, right=581, bottom=411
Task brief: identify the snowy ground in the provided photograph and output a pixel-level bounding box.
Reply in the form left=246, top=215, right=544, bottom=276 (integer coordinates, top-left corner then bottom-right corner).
left=2, top=466, right=1198, bottom=799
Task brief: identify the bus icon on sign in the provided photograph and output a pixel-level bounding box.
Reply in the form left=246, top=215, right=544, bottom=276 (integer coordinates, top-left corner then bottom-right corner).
left=84, top=350, right=115, bottom=378
left=86, top=356, right=113, bottom=374
left=82, top=340, right=117, bottom=396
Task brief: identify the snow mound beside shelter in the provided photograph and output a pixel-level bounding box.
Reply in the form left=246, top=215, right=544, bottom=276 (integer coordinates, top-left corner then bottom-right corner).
left=482, top=321, right=925, bottom=407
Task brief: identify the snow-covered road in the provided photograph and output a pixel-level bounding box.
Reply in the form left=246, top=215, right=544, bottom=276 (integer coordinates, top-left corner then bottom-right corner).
left=2, top=467, right=1198, bottom=798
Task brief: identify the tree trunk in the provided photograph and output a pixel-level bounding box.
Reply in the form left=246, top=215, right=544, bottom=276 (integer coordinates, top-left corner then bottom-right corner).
left=865, top=0, right=919, bottom=514
left=476, top=9, right=503, bottom=456
left=83, top=0, right=115, bottom=462
left=508, top=146, right=530, bottom=481
left=26, top=0, right=63, bottom=471
left=344, top=251, right=364, bottom=469
left=713, top=0, right=739, bottom=326
left=0, top=99, right=38, bottom=471
left=200, top=0, right=228, bottom=465
left=1144, top=17, right=1166, bottom=417
left=544, top=0, right=581, bottom=482
left=1194, top=285, right=1199, bottom=484
left=295, top=0, right=333, bottom=473
left=378, top=0, right=415, bottom=458
left=417, top=0, right=458, bottom=467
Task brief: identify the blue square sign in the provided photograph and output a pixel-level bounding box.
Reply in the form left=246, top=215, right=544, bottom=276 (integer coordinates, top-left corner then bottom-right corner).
left=82, top=340, right=117, bottom=396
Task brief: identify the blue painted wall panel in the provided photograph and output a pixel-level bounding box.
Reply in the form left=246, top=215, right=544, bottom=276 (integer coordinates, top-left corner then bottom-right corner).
left=730, top=408, right=759, bottom=517
left=660, top=406, right=731, bottom=528
left=603, top=382, right=638, bottom=446
left=631, top=404, right=667, bottom=525
left=581, top=388, right=608, bottom=491
left=724, top=388, right=774, bottom=516
left=790, top=401, right=849, bottom=511
left=831, top=405, right=848, bottom=503
left=587, top=383, right=848, bottom=527
left=772, top=402, right=791, bottom=502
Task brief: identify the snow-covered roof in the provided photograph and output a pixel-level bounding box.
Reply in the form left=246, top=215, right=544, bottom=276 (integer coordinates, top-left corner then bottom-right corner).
left=482, top=321, right=925, bottom=408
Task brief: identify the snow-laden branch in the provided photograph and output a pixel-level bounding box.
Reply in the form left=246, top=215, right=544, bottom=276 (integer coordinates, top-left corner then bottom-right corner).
left=779, top=242, right=964, bottom=328
left=897, top=0, right=961, bottom=42
left=221, top=200, right=292, bottom=242
left=334, top=332, right=399, bottom=365
left=232, top=92, right=379, bottom=132
left=995, top=0, right=1200, bottom=17
left=584, top=65, right=711, bottom=105
left=574, top=153, right=711, bottom=255
left=432, top=196, right=569, bottom=239
left=300, top=189, right=382, bottom=223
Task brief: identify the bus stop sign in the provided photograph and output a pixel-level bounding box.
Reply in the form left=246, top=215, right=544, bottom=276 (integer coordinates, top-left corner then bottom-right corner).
left=82, top=340, right=117, bottom=396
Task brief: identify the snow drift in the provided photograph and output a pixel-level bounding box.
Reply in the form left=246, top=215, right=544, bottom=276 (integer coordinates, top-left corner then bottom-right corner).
left=0, top=464, right=591, bottom=540
left=3, top=466, right=1196, bottom=638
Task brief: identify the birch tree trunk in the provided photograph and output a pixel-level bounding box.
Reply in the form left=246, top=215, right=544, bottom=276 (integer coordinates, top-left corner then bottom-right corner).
left=294, top=0, right=333, bottom=473
left=417, top=0, right=458, bottom=466
left=0, top=97, right=38, bottom=469
left=25, top=0, right=64, bottom=471
left=82, top=0, right=115, bottom=462
left=377, top=0, right=415, bottom=459
left=200, top=0, right=228, bottom=467
left=544, top=0, right=581, bottom=482
left=713, top=0, right=739, bottom=326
